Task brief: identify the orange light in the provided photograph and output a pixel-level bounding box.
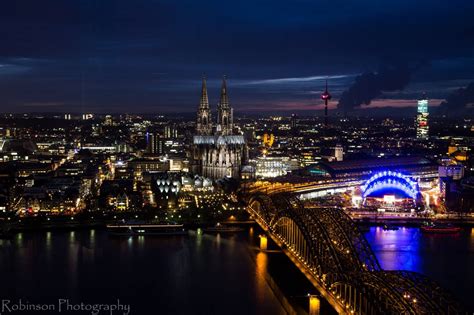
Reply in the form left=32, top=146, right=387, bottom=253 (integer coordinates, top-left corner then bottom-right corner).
left=309, top=296, right=320, bottom=315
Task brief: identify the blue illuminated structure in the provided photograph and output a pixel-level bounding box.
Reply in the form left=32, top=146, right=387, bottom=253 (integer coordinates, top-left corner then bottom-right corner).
left=361, top=171, right=419, bottom=200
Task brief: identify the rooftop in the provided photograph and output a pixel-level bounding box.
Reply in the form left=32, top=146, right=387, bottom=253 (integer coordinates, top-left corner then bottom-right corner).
left=317, top=156, right=437, bottom=174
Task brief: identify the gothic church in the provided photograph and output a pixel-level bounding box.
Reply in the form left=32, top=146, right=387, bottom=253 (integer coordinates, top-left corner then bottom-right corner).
left=192, top=77, right=247, bottom=179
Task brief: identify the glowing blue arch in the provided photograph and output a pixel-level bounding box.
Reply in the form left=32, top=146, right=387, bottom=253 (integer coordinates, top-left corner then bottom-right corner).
left=361, top=171, right=419, bottom=200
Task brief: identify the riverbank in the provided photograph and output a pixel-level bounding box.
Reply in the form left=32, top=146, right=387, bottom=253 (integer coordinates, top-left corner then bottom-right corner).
left=0, top=212, right=257, bottom=234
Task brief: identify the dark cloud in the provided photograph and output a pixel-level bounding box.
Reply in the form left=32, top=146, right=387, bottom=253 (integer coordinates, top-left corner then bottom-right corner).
left=437, top=82, right=474, bottom=116
left=337, top=66, right=413, bottom=112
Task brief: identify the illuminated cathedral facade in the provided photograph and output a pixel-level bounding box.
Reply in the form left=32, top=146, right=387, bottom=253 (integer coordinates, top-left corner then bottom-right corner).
left=192, top=77, right=247, bottom=179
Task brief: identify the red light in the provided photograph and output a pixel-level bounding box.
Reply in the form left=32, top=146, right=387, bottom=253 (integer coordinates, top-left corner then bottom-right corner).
left=321, top=92, right=332, bottom=100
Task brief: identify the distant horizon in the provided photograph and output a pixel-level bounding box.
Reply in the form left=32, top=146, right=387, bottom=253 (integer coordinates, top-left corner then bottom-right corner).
left=1, top=105, right=464, bottom=118
left=0, top=94, right=447, bottom=115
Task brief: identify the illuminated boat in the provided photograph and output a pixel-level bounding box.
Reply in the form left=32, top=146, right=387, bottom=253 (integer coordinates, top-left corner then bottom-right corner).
left=106, top=222, right=188, bottom=236
left=382, top=224, right=399, bottom=231
left=203, top=222, right=244, bottom=233
left=420, top=223, right=461, bottom=234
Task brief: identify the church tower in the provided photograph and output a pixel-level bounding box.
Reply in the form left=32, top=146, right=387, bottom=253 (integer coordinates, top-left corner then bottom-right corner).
left=192, top=75, right=247, bottom=180
left=217, top=76, right=233, bottom=135
left=196, top=77, right=212, bottom=135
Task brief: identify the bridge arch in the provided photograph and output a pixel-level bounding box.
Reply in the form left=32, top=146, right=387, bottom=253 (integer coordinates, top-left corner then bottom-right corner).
left=248, top=194, right=277, bottom=229
left=328, top=272, right=413, bottom=315
left=245, top=192, right=465, bottom=314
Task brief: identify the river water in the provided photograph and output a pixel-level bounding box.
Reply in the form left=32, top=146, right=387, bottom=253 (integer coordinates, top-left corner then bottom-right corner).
left=0, top=226, right=472, bottom=314
left=365, top=226, right=474, bottom=311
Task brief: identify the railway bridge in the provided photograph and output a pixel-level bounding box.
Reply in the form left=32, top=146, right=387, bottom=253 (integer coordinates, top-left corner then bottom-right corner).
left=246, top=192, right=463, bottom=314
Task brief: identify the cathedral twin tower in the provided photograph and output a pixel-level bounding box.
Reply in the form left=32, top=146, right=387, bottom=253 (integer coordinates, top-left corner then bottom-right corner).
left=193, top=76, right=247, bottom=180
left=196, top=76, right=233, bottom=136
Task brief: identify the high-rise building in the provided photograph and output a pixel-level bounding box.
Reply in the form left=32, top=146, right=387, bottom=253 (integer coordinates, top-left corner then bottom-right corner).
left=164, top=124, right=178, bottom=139
left=192, top=76, right=247, bottom=179
left=290, top=114, right=298, bottom=130
left=416, top=95, right=429, bottom=140
left=146, top=132, right=164, bottom=155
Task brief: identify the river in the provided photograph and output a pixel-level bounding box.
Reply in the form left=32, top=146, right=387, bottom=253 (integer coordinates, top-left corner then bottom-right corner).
left=0, top=226, right=472, bottom=314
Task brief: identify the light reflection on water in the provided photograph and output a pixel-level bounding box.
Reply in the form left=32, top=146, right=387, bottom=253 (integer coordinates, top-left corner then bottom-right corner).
left=0, top=229, right=286, bottom=314
left=89, top=229, right=95, bottom=244
left=365, top=226, right=474, bottom=310
left=370, top=226, right=421, bottom=270
left=256, top=252, right=268, bottom=303
left=2, top=227, right=472, bottom=312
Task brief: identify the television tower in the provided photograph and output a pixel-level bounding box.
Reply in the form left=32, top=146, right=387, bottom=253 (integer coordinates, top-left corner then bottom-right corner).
left=320, top=79, right=332, bottom=129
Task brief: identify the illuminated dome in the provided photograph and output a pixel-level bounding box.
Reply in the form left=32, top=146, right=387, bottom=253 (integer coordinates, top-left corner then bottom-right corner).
left=361, top=171, right=419, bottom=200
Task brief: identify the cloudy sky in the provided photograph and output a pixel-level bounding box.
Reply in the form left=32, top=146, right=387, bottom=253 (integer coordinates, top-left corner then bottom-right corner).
left=0, top=0, right=473, bottom=113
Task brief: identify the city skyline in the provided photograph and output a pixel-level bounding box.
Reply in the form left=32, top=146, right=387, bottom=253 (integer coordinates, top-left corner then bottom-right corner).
left=1, top=2, right=473, bottom=315
left=0, top=0, right=473, bottom=114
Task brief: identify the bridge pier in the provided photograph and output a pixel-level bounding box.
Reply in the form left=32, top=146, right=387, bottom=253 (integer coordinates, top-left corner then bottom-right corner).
left=259, top=235, right=268, bottom=250
left=308, top=295, right=321, bottom=315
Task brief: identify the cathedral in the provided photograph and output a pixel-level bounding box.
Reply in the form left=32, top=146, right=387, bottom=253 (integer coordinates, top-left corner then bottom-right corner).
left=192, top=77, right=247, bottom=180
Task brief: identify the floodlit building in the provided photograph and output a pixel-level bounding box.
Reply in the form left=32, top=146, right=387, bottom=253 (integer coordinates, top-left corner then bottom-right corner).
left=255, top=156, right=299, bottom=178
left=416, top=95, right=429, bottom=140
left=192, top=77, right=247, bottom=179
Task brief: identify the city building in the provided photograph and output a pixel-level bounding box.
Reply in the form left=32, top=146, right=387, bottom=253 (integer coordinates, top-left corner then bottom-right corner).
left=82, top=113, right=94, bottom=120
left=146, top=132, right=164, bottom=155
left=164, top=124, right=178, bottom=139
left=304, top=156, right=438, bottom=180
left=416, top=95, right=429, bottom=140
left=255, top=156, right=299, bottom=178
left=290, top=114, right=298, bottom=130
left=439, top=164, right=465, bottom=180
left=334, top=144, right=344, bottom=162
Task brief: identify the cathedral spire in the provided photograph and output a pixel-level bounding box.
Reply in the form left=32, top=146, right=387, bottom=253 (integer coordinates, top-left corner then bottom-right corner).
left=217, top=75, right=233, bottom=135
left=196, top=75, right=212, bottom=135
left=219, top=75, right=229, bottom=109
left=200, top=76, right=209, bottom=109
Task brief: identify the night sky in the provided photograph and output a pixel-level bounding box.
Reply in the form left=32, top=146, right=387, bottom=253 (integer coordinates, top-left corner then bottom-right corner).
left=0, top=0, right=473, bottom=114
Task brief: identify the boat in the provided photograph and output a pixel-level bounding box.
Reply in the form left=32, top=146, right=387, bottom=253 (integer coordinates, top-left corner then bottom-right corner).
left=421, top=223, right=461, bottom=234
left=382, top=224, right=399, bottom=231
left=106, top=222, right=188, bottom=236
left=203, top=222, right=244, bottom=233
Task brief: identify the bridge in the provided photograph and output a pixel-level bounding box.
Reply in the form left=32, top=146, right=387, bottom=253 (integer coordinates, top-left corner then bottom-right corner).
left=245, top=192, right=464, bottom=315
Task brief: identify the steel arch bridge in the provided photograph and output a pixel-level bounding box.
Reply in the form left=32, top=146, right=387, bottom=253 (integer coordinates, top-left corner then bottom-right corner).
left=247, top=193, right=464, bottom=315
